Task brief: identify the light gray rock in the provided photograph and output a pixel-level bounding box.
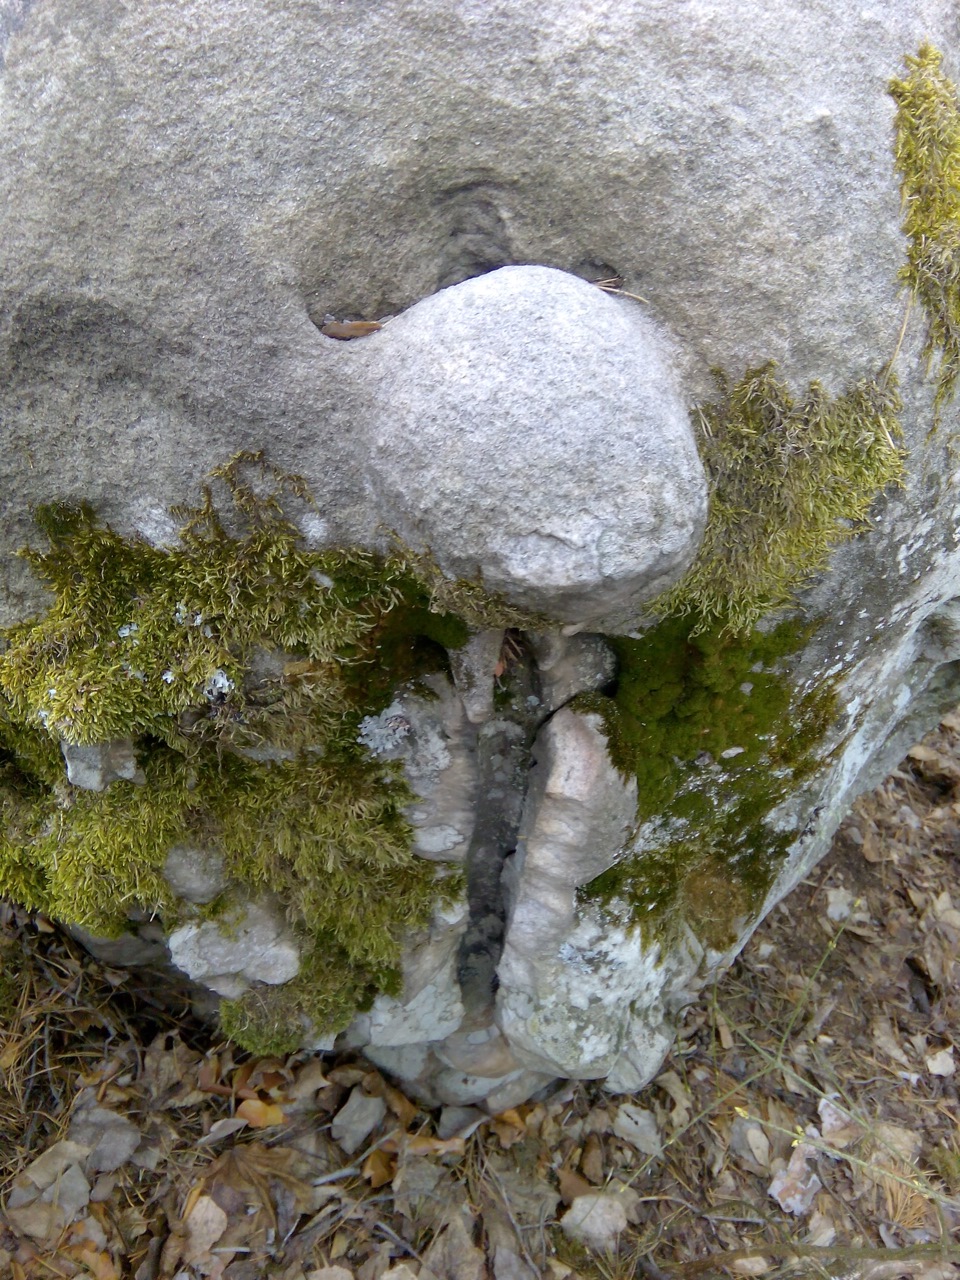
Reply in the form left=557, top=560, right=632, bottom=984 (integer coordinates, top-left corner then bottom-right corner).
left=363, top=267, right=707, bottom=628
left=529, top=632, right=617, bottom=716
left=168, top=900, right=300, bottom=993
left=448, top=630, right=504, bottom=726
left=67, top=920, right=170, bottom=969
left=496, top=708, right=639, bottom=1076
left=2, top=1, right=942, bottom=635
left=359, top=675, right=478, bottom=862
left=348, top=898, right=466, bottom=1048
left=163, top=844, right=227, bottom=905
left=61, top=739, right=143, bottom=791
left=561, top=1193, right=629, bottom=1253
left=330, top=1088, right=387, bottom=1155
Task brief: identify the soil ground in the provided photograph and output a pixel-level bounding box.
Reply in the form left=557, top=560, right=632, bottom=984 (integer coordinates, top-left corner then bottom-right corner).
left=1, top=711, right=958, bottom=1280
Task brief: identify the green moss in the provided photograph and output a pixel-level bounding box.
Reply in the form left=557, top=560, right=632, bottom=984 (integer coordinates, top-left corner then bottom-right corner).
left=890, top=44, right=960, bottom=405
left=654, top=366, right=904, bottom=632
left=578, top=613, right=837, bottom=944
left=0, top=453, right=472, bottom=1039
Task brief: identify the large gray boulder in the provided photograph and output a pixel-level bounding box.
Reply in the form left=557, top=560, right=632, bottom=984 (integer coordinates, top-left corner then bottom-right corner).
left=2, top=0, right=960, bottom=1107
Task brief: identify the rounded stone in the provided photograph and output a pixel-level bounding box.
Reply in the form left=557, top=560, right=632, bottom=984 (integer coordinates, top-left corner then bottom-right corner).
left=363, top=266, right=707, bottom=630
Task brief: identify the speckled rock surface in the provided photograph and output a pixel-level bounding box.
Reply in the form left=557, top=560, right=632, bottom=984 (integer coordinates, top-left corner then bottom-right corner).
left=168, top=900, right=301, bottom=998
left=4, top=0, right=960, bottom=1110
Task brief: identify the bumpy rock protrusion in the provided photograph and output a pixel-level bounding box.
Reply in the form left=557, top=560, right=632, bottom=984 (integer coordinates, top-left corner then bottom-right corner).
left=496, top=707, right=640, bottom=1076
left=363, top=267, right=707, bottom=631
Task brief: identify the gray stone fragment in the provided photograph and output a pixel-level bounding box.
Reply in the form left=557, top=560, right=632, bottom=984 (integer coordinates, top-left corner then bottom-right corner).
left=68, top=921, right=170, bottom=969
left=359, top=676, right=478, bottom=862
left=561, top=1193, right=629, bottom=1253
left=530, top=633, right=617, bottom=715
left=437, top=1106, right=486, bottom=1140
left=448, top=630, right=504, bottom=725
left=61, top=739, right=143, bottom=791
left=168, top=900, right=300, bottom=991
left=330, top=1088, right=387, bottom=1155
left=612, top=1104, right=662, bottom=1158
left=163, top=844, right=228, bottom=905
left=350, top=900, right=466, bottom=1047
left=68, top=1104, right=141, bottom=1173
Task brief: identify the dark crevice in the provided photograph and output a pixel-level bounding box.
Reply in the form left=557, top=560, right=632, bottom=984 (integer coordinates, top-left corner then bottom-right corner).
left=455, top=632, right=543, bottom=1022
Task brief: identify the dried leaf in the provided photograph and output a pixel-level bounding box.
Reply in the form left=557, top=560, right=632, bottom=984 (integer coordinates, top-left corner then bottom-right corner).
left=361, top=1070, right=419, bottom=1129
left=580, top=1133, right=604, bottom=1185
left=871, top=1017, right=912, bottom=1067
left=421, top=1207, right=485, bottom=1280
left=362, top=1149, right=396, bottom=1189
left=714, top=1008, right=735, bottom=1049
left=817, top=1097, right=861, bottom=1149
left=385, top=1133, right=465, bottom=1158
left=655, top=1069, right=692, bottom=1129
left=236, top=1097, right=287, bottom=1128
left=490, top=1109, right=526, bottom=1150
left=198, top=1117, right=249, bottom=1146
left=612, top=1104, right=662, bottom=1157
left=142, top=1032, right=205, bottom=1108
left=768, top=1139, right=822, bottom=1216
left=182, top=1194, right=227, bottom=1265
left=558, top=1166, right=593, bottom=1206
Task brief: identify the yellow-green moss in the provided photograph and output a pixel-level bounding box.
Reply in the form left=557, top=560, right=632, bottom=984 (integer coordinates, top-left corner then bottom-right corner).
left=0, top=454, right=472, bottom=1047
left=578, top=613, right=837, bottom=944
left=890, top=43, right=960, bottom=405
left=654, top=366, right=904, bottom=632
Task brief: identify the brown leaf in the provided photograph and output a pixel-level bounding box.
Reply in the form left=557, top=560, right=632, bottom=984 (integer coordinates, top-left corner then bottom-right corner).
left=362, top=1149, right=396, bottom=1189
left=382, top=1133, right=465, bottom=1159
left=141, top=1032, right=205, bottom=1107
left=580, top=1133, right=604, bottom=1185
left=558, top=1166, right=593, bottom=1206
left=327, top=1065, right=368, bottom=1087
left=236, top=1098, right=287, bottom=1128
left=320, top=320, right=382, bottom=340
left=361, top=1070, right=419, bottom=1129
left=490, top=1109, right=526, bottom=1150
left=182, top=1194, right=228, bottom=1265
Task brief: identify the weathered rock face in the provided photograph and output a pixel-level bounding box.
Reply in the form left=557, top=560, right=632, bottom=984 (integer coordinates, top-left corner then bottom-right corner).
left=2, top=0, right=960, bottom=1108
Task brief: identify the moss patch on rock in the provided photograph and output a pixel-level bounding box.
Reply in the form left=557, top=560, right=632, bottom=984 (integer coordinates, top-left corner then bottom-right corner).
left=890, top=43, right=960, bottom=406
left=0, top=454, right=468, bottom=1050
left=653, top=365, right=904, bottom=633
left=578, top=614, right=837, bottom=946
